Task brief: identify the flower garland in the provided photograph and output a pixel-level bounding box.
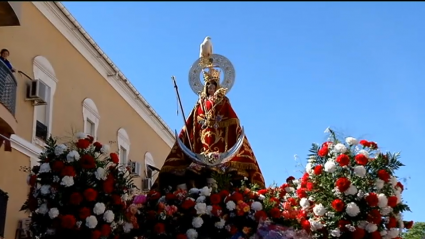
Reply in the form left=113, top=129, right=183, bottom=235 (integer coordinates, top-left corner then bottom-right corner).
left=21, top=133, right=138, bottom=239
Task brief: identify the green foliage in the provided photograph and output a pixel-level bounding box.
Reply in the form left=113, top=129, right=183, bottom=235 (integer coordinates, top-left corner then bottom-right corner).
left=402, top=222, right=425, bottom=239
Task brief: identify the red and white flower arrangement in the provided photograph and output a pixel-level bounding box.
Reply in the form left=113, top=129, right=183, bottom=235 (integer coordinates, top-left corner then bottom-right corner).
left=21, top=133, right=138, bottom=239
left=129, top=178, right=309, bottom=239
left=297, top=128, right=412, bottom=239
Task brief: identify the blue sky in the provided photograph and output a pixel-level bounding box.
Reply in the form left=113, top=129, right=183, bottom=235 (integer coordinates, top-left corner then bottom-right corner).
left=63, top=2, right=425, bottom=221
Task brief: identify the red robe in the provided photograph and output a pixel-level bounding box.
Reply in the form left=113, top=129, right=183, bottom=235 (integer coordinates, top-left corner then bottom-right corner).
left=154, top=96, right=265, bottom=189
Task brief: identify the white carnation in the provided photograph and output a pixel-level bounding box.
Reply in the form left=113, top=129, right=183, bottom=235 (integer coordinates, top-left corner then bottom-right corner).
left=378, top=194, right=388, bottom=208
left=366, top=223, right=378, bottom=233
left=61, top=176, right=74, bottom=187
left=37, top=203, right=48, bottom=215
left=39, top=163, right=51, bottom=174
left=330, top=228, right=341, bottom=237
left=346, top=202, right=360, bottom=217
left=54, top=144, right=67, bottom=156
left=40, top=185, right=51, bottom=195
left=324, top=160, right=337, bottom=173
left=103, top=210, right=115, bottom=223
left=258, top=194, right=265, bottom=201
left=313, top=203, right=327, bottom=216
left=93, top=202, right=106, bottom=215
left=85, top=215, right=98, bottom=229
left=101, top=144, right=110, bottom=154
left=353, top=165, right=366, bottom=177
left=215, top=218, right=226, bottom=229
left=95, top=167, right=107, bottom=181
left=194, top=203, right=207, bottom=215
left=186, top=228, right=198, bottom=239
left=387, top=228, right=400, bottom=238
left=395, top=190, right=402, bottom=203
left=305, top=163, right=313, bottom=174
left=76, top=132, right=87, bottom=139
left=358, top=221, right=368, bottom=229
left=390, top=177, right=398, bottom=187
left=309, top=219, right=324, bottom=231
left=66, top=150, right=80, bottom=162
left=380, top=206, right=393, bottom=216
left=358, top=149, right=369, bottom=158
left=123, top=222, right=133, bottom=233
left=226, top=201, right=236, bottom=211
left=334, top=143, right=347, bottom=154
left=375, top=179, right=385, bottom=190
left=192, top=217, right=203, bottom=228
left=251, top=201, right=263, bottom=211
left=189, top=188, right=200, bottom=194
left=196, top=196, right=206, bottom=203
left=300, top=198, right=310, bottom=209
left=345, top=137, right=358, bottom=145
left=344, top=184, right=358, bottom=196
left=48, top=208, right=59, bottom=219
left=200, top=186, right=211, bottom=196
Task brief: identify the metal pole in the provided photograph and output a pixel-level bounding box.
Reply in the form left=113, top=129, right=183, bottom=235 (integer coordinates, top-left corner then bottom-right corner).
left=171, top=76, right=193, bottom=151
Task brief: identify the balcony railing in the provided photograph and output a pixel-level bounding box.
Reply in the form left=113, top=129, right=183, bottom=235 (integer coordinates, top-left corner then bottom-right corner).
left=0, top=60, right=17, bottom=115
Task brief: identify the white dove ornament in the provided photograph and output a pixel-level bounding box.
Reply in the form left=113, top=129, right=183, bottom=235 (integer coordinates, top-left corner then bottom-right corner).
left=199, top=36, right=213, bottom=58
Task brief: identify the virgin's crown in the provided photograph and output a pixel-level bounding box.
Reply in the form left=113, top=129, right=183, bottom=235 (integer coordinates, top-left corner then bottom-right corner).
left=203, top=68, right=221, bottom=84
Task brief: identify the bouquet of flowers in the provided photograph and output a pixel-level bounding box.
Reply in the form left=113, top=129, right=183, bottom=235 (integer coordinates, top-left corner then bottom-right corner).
left=296, top=128, right=412, bottom=239
left=21, top=133, right=138, bottom=239
left=129, top=178, right=308, bottom=239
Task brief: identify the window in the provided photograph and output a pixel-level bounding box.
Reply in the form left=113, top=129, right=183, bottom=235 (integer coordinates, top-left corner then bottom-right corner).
left=144, top=152, right=160, bottom=179
left=82, top=98, right=100, bottom=139
left=32, top=56, right=57, bottom=145
left=119, top=146, right=127, bottom=166
left=117, top=128, right=130, bottom=166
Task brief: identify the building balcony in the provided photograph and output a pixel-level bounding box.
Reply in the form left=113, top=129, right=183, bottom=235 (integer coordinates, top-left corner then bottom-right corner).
left=0, top=2, right=21, bottom=27
left=0, top=60, right=17, bottom=151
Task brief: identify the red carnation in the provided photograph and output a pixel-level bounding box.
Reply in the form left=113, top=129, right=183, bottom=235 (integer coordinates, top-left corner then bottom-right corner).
left=387, top=216, right=398, bottom=228
left=84, top=188, right=98, bottom=202
left=154, top=223, right=166, bottom=234
left=91, top=230, right=101, bottom=239
left=355, top=154, right=368, bottom=165
left=331, top=199, right=345, bottom=212
left=210, top=193, right=221, bottom=205
left=79, top=207, right=91, bottom=219
left=318, top=145, right=329, bottom=157
left=100, top=224, right=112, bottom=237
left=110, top=153, right=119, bottom=164
left=286, top=176, right=295, bottom=182
left=370, top=231, right=382, bottom=239
left=269, top=207, right=281, bottom=219
left=219, top=190, right=230, bottom=198
left=306, top=182, right=314, bottom=191
left=296, top=188, right=307, bottom=198
left=76, top=139, right=91, bottom=149
left=28, top=175, right=37, bottom=186
left=336, top=154, right=350, bottom=166
left=111, top=194, right=122, bottom=205
left=69, top=192, right=83, bottom=205
left=61, top=214, right=76, bottom=229
left=147, top=190, right=161, bottom=200
left=61, top=166, right=76, bottom=177
left=387, top=196, right=398, bottom=207
left=93, top=142, right=102, bottom=151
left=404, top=221, right=414, bottom=229
left=51, top=160, right=64, bottom=172
left=176, top=234, right=187, bottom=239
left=254, top=210, right=267, bottom=221
left=80, top=154, right=96, bottom=169
left=335, top=177, right=351, bottom=192
left=257, top=189, right=268, bottom=195
left=231, top=192, right=243, bottom=202
left=301, top=218, right=311, bottom=231
left=365, top=193, right=379, bottom=207
left=181, top=198, right=196, bottom=210
left=211, top=205, right=222, bottom=217
left=338, top=220, right=351, bottom=231
left=377, top=169, right=390, bottom=182
left=367, top=209, right=382, bottom=224
left=313, top=165, right=323, bottom=175
left=396, top=182, right=404, bottom=192
left=351, top=228, right=365, bottom=239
